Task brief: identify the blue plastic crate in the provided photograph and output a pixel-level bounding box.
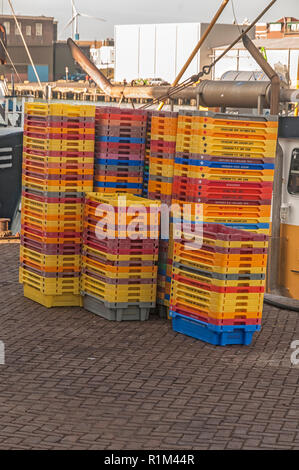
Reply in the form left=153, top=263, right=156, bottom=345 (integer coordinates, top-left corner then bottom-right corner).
left=96, top=159, right=144, bottom=167
left=158, top=268, right=167, bottom=276
left=174, top=157, right=274, bottom=170
left=223, top=222, right=269, bottom=230
left=94, top=182, right=143, bottom=189
left=96, top=136, right=146, bottom=144
left=170, top=311, right=258, bottom=346
left=170, top=218, right=270, bottom=231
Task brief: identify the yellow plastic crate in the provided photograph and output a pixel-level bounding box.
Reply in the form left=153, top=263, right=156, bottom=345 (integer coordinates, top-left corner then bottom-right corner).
left=86, top=192, right=161, bottom=208
left=82, top=262, right=157, bottom=279
left=81, top=273, right=157, bottom=303
left=23, top=152, right=94, bottom=165
left=22, top=197, right=83, bottom=216
left=25, top=102, right=96, bottom=118
left=23, top=136, right=95, bottom=152
left=172, top=265, right=266, bottom=288
left=172, top=251, right=267, bottom=274
left=24, top=125, right=95, bottom=136
left=82, top=244, right=158, bottom=262
left=150, top=133, right=177, bottom=143
left=23, top=284, right=82, bottom=308
left=20, top=246, right=81, bottom=269
left=21, top=212, right=83, bottom=231
left=19, top=267, right=80, bottom=295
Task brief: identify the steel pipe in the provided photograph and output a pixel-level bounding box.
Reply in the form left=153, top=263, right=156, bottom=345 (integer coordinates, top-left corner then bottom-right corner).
left=67, top=38, right=299, bottom=108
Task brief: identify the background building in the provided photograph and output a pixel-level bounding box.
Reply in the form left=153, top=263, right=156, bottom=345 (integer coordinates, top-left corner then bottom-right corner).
left=53, top=40, right=91, bottom=80
left=256, top=17, right=299, bottom=39
left=90, top=38, right=114, bottom=77
left=0, top=14, right=57, bottom=82
left=114, top=22, right=255, bottom=84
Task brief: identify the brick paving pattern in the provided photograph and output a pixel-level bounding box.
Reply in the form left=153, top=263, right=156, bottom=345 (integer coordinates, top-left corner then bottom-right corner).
left=0, top=243, right=298, bottom=450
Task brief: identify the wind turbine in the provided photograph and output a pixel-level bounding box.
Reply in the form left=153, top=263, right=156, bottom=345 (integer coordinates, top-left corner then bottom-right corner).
left=62, top=0, right=106, bottom=40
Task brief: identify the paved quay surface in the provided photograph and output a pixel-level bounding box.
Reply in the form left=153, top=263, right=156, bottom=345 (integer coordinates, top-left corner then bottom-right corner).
left=0, top=243, right=298, bottom=450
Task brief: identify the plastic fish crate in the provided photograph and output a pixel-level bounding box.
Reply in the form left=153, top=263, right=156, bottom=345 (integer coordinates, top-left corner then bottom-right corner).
left=21, top=236, right=81, bottom=255
left=24, top=116, right=95, bottom=129
left=23, top=136, right=95, bottom=152
left=23, top=160, right=94, bottom=175
left=173, top=246, right=268, bottom=268
left=82, top=251, right=157, bottom=269
left=22, top=176, right=93, bottom=193
left=83, top=293, right=152, bottom=321
left=81, top=275, right=156, bottom=303
left=83, top=253, right=158, bottom=274
left=171, top=270, right=265, bottom=293
left=94, top=164, right=143, bottom=174
left=20, top=245, right=81, bottom=269
left=23, top=285, right=82, bottom=308
left=20, top=260, right=81, bottom=277
left=170, top=306, right=261, bottom=328
left=21, top=188, right=85, bottom=203
left=173, top=165, right=274, bottom=180
left=174, top=157, right=275, bottom=171
left=175, top=151, right=275, bottom=165
left=94, top=175, right=143, bottom=184
left=24, top=102, right=95, bottom=118
left=170, top=282, right=265, bottom=314
left=83, top=235, right=159, bottom=255
left=171, top=291, right=263, bottom=323
left=170, top=311, right=257, bottom=345
left=149, top=164, right=174, bottom=178
left=23, top=146, right=94, bottom=159
left=150, top=140, right=177, bottom=152
left=24, top=127, right=95, bottom=138
left=96, top=125, right=146, bottom=139
left=19, top=266, right=80, bottom=293
left=172, top=260, right=266, bottom=281
left=95, top=106, right=147, bottom=120
left=83, top=244, right=158, bottom=262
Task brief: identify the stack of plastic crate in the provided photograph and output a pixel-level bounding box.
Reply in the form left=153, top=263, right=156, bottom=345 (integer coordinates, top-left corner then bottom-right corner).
left=170, top=224, right=269, bottom=346
left=81, top=193, right=160, bottom=321
left=146, top=111, right=178, bottom=316
left=19, top=102, right=95, bottom=308
left=148, top=111, right=178, bottom=205
left=142, top=110, right=153, bottom=197
left=94, top=107, right=147, bottom=195
left=172, top=111, right=278, bottom=234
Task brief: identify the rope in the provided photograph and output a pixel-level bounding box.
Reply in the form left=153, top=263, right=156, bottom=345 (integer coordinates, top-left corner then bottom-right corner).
left=0, top=37, right=21, bottom=82
left=8, top=0, right=45, bottom=97
left=139, top=0, right=277, bottom=110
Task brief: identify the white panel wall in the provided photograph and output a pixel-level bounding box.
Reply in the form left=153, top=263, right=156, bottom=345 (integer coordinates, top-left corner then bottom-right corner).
left=139, top=24, right=156, bottom=79
left=155, top=24, right=177, bottom=83
left=115, top=25, right=139, bottom=82
left=290, top=50, right=299, bottom=87
left=114, top=23, right=202, bottom=84
left=176, top=23, right=200, bottom=82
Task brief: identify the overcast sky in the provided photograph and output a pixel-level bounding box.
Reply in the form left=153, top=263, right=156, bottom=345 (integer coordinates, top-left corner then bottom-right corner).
left=2, top=0, right=299, bottom=40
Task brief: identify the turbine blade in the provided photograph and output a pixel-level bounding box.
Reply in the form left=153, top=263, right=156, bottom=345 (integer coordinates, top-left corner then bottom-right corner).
left=79, top=13, right=106, bottom=22
left=71, top=0, right=78, bottom=15
left=61, top=13, right=78, bottom=32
